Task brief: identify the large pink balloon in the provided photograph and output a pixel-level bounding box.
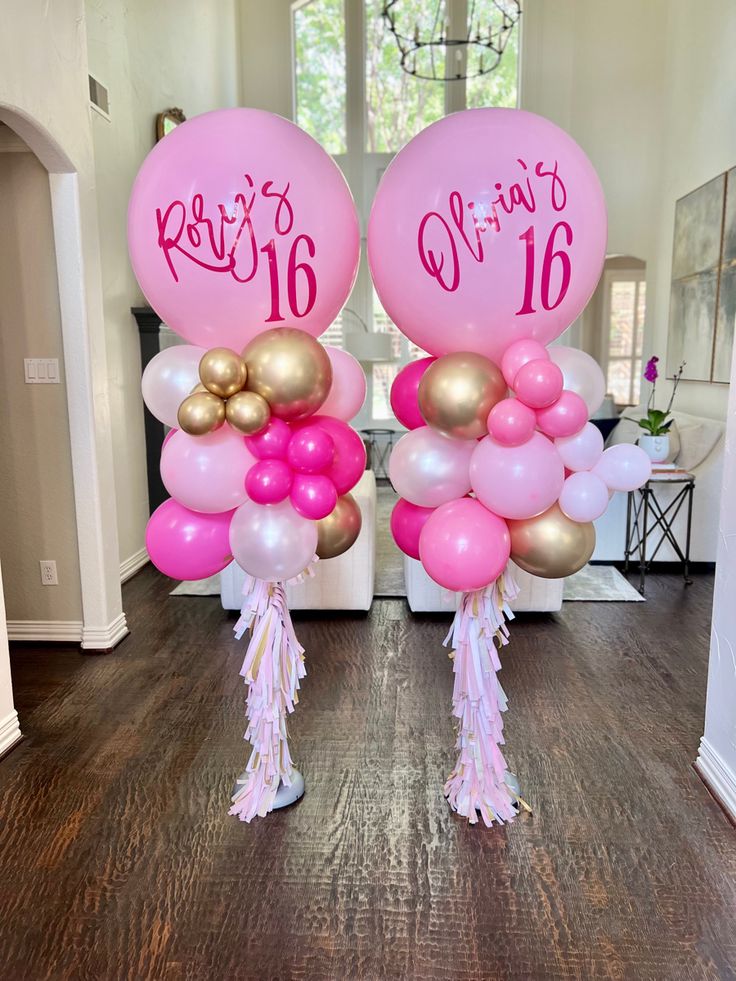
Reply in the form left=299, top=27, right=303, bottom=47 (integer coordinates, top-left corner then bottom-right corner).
left=390, top=357, right=436, bottom=430
left=161, top=427, right=255, bottom=513
left=128, top=109, right=360, bottom=349
left=296, top=416, right=366, bottom=495
left=470, top=432, right=564, bottom=520
left=141, top=344, right=207, bottom=429
left=389, top=427, right=475, bottom=507
left=146, top=499, right=234, bottom=580
left=368, top=109, right=607, bottom=363
left=559, top=471, right=609, bottom=522
left=592, top=444, right=652, bottom=492
left=390, top=498, right=435, bottom=560
left=419, top=498, right=511, bottom=592
left=319, top=346, right=367, bottom=421
left=554, top=422, right=603, bottom=471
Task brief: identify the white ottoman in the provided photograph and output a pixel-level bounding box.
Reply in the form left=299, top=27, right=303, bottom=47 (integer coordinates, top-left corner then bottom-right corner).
left=220, top=471, right=377, bottom=612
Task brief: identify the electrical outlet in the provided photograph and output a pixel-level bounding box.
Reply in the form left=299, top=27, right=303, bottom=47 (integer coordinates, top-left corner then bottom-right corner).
left=40, top=560, right=58, bottom=586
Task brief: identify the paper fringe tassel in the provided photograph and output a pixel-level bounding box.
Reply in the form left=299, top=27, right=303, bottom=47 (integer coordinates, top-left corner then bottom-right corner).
left=443, top=568, right=528, bottom=826
left=229, top=563, right=316, bottom=823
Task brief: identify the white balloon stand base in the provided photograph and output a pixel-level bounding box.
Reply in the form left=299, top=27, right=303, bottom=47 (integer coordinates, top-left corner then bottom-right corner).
left=232, top=768, right=305, bottom=811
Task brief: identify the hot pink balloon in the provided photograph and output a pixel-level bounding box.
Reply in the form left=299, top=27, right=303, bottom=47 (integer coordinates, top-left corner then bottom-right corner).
left=245, top=459, right=293, bottom=504
left=368, top=109, right=607, bottom=363
left=287, top=425, right=335, bottom=474
left=244, top=417, right=292, bottom=461
left=390, top=498, right=435, bottom=560
left=559, top=471, right=609, bottom=522
left=470, top=432, right=564, bottom=520
left=592, top=444, right=652, bottom=492
left=513, top=359, right=564, bottom=409
left=487, top=397, right=537, bottom=447
left=319, top=346, right=367, bottom=421
left=419, top=498, right=511, bottom=592
left=501, top=339, right=549, bottom=388
left=295, top=415, right=366, bottom=495
left=390, top=357, right=436, bottom=430
left=161, top=427, right=255, bottom=513
left=290, top=474, right=337, bottom=520
left=389, top=427, right=475, bottom=507
left=536, top=390, right=588, bottom=438
left=554, top=422, right=603, bottom=472
left=145, top=499, right=234, bottom=580
left=128, top=108, right=360, bottom=349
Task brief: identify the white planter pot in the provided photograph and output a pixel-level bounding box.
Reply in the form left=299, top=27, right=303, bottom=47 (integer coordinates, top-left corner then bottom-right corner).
left=639, top=434, right=670, bottom=463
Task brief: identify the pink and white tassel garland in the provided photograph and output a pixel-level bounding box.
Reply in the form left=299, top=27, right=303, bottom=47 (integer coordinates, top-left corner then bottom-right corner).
left=443, top=567, right=531, bottom=826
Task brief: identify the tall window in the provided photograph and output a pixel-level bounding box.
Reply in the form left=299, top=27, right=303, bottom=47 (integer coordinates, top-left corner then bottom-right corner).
left=603, top=272, right=646, bottom=406
left=293, top=0, right=347, bottom=154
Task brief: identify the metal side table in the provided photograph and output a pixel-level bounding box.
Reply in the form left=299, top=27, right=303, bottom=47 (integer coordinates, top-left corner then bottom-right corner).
left=361, top=428, right=397, bottom=482
left=624, top=471, right=695, bottom=595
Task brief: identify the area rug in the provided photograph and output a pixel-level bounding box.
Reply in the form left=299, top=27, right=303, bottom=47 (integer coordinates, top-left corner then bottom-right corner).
left=563, top=564, right=645, bottom=602
left=375, top=483, right=405, bottom=597
left=171, top=574, right=221, bottom=596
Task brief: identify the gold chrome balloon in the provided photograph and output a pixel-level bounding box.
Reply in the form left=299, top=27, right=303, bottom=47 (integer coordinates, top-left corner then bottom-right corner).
left=316, top=493, right=362, bottom=559
left=242, top=327, right=332, bottom=421
left=177, top=391, right=226, bottom=436
left=508, top=504, right=595, bottom=579
left=225, top=390, right=271, bottom=435
left=199, top=347, right=247, bottom=399
left=418, top=351, right=507, bottom=440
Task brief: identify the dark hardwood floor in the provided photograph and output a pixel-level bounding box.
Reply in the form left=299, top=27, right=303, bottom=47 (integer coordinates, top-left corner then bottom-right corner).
left=0, top=567, right=734, bottom=980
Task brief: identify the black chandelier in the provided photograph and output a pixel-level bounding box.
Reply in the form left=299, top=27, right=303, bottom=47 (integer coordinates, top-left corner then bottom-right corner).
left=381, top=1, right=521, bottom=82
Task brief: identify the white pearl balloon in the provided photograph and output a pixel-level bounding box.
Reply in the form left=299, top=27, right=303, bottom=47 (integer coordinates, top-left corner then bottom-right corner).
left=549, top=346, right=606, bottom=415
left=229, top=499, right=317, bottom=582
left=389, top=427, right=475, bottom=507
left=142, top=344, right=207, bottom=429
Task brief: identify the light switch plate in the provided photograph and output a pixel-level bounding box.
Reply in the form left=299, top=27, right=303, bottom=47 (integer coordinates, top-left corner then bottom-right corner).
left=24, top=358, right=60, bottom=383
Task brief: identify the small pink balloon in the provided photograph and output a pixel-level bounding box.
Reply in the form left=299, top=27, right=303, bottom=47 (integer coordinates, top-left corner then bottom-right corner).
left=390, top=357, right=436, bottom=430
left=245, top=459, right=293, bottom=504
left=290, top=474, right=338, bottom=520
left=287, top=425, right=335, bottom=474
left=501, top=339, right=550, bottom=388
left=536, top=390, right=588, bottom=438
left=592, top=444, right=652, bottom=492
left=295, top=415, right=366, bottom=494
left=554, top=422, right=604, bottom=472
left=470, top=432, right=564, bottom=520
left=390, top=498, right=435, bottom=560
left=559, top=471, right=609, bottom=522
left=513, top=359, right=564, bottom=409
left=244, top=417, right=292, bottom=460
left=319, top=346, right=367, bottom=421
left=487, top=397, right=537, bottom=447
left=162, top=428, right=178, bottom=450
left=419, top=498, right=511, bottom=592
left=146, top=499, right=234, bottom=580
left=161, top=427, right=255, bottom=513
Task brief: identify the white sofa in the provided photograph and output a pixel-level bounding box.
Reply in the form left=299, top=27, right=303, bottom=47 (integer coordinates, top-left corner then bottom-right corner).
left=220, top=471, right=377, bottom=611
left=404, top=556, right=564, bottom=613
left=592, top=407, right=725, bottom=562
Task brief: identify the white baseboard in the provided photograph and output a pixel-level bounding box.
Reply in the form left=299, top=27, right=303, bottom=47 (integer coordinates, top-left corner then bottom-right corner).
left=120, top=547, right=149, bottom=583
left=695, top=736, right=736, bottom=822
left=0, top=710, right=22, bottom=757
left=7, top=620, right=83, bottom=642
left=81, top=611, right=129, bottom=651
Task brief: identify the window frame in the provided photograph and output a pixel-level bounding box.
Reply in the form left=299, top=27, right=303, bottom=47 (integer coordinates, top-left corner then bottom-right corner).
left=601, top=268, right=647, bottom=408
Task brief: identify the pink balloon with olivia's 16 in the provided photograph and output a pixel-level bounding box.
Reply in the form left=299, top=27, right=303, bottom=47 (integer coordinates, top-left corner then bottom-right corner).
left=146, top=499, right=234, bottom=581
left=368, top=109, right=607, bottom=363
left=390, top=498, right=435, bottom=560
left=549, top=346, right=606, bottom=415
left=141, top=344, right=206, bottom=429
left=554, top=422, right=603, bottom=472
left=319, top=346, right=367, bottom=422
left=470, top=432, right=565, bottom=520
left=161, top=426, right=255, bottom=513
left=559, top=471, right=609, bottom=523
left=419, top=498, right=511, bottom=592
left=390, top=427, right=475, bottom=508
left=536, top=390, right=588, bottom=438
left=295, top=416, right=366, bottom=495
left=592, top=444, right=652, bottom=492
left=128, top=109, right=360, bottom=350
left=390, top=357, right=436, bottom=430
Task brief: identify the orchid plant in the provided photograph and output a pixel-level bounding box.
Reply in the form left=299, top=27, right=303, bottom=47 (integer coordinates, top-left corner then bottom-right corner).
left=638, top=357, right=686, bottom=436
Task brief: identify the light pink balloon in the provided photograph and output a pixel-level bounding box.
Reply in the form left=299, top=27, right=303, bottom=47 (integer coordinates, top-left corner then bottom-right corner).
left=390, top=357, right=436, bottom=430
left=536, top=390, right=588, bottom=437
left=419, top=498, right=511, bottom=592
left=554, top=422, right=603, bottom=472
left=549, top=347, right=606, bottom=415
left=162, top=428, right=178, bottom=450
left=128, top=109, right=360, bottom=349
left=390, top=498, right=435, bottom=560
left=141, top=344, right=207, bottom=429
left=513, top=359, right=564, bottom=409
left=592, top=444, right=652, bottom=492
left=245, top=459, right=293, bottom=504
left=559, top=471, right=609, bottom=522
left=487, top=397, right=536, bottom=447
left=290, top=474, right=337, bottom=520
left=501, top=339, right=549, bottom=388
left=161, top=427, right=255, bottom=513
left=146, top=499, right=234, bottom=581
left=470, top=432, right=565, bottom=520
left=368, top=109, right=607, bottom=363
left=389, top=427, right=475, bottom=507
left=319, top=346, right=367, bottom=421
left=229, top=499, right=317, bottom=582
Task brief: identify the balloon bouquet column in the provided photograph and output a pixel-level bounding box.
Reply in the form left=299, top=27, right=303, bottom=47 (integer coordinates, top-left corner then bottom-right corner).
left=128, top=109, right=366, bottom=822
left=370, top=109, right=652, bottom=825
